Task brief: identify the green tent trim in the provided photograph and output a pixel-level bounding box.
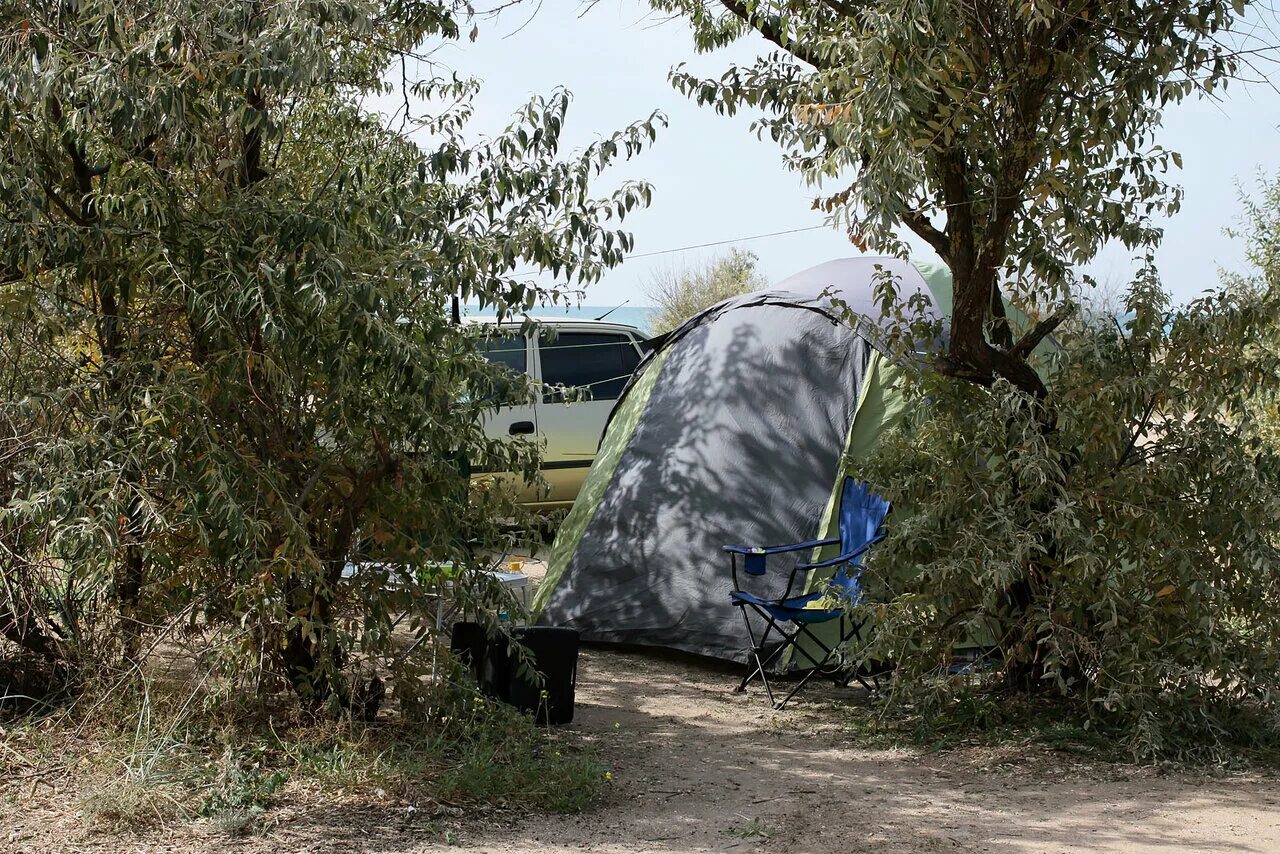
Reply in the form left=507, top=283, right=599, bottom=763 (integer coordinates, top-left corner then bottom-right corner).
left=809, top=259, right=950, bottom=570
left=783, top=263, right=946, bottom=667
left=783, top=347, right=911, bottom=667
left=785, top=261, right=1056, bottom=667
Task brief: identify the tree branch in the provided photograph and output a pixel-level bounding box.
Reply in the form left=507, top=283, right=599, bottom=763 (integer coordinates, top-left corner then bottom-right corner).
left=901, top=207, right=949, bottom=258
left=40, top=181, right=93, bottom=226
left=129, top=133, right=160, bottom=168
left=818, top=0, right=863, bottom=16
left=718, top=0, right=827, bottom=68
left=0, top=600, right=65, bottom=664
left=935, top=355, right=995, bottom=387
left=1008, top=311, right=1065, bottom=360
left=242, top=89, right=269, bottom=187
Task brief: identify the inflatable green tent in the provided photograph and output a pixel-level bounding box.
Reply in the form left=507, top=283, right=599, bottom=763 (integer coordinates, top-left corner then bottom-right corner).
left=531, top=257, right=954, bottom=662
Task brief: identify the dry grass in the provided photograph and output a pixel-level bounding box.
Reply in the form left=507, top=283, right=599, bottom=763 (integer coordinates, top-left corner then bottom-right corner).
left=0, top=645, right=604, bottom=846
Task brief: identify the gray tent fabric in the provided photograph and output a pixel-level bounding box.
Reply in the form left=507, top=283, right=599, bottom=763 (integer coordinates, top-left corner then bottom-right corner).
left=635, top=256, right=943, bottom=379
left=772, top=256, right=942, bottom=322
left=537, top=257, right=944, bottom=662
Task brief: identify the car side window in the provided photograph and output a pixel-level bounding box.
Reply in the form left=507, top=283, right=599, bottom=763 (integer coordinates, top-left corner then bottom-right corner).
left=477, top=334, right=528, bottom=374
left=471, top=333, right=529, bottom=406
left=539, top=332, right=641, bottom=402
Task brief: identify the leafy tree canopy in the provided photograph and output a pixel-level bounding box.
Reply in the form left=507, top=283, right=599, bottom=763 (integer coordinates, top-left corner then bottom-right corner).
left=0, top=0, right=662, bottom=709
left=650, top=0, right=1253, bottom=396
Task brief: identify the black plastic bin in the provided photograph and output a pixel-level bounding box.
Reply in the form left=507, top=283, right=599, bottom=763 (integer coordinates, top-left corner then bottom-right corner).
left=450, top=622, right=580, bottom=725
left=449, top=621, right=507, bottom=699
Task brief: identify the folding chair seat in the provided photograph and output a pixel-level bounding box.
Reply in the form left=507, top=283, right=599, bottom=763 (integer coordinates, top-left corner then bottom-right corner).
left=724, top=477, right=890, bottom=709
left=728, top=590, right=841, bottom=623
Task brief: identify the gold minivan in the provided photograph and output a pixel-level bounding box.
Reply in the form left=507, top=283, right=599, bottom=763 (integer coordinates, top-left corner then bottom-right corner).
left=471, top=317, right=650, bottom=510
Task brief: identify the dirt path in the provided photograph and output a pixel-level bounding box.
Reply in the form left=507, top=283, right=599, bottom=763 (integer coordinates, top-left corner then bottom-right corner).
left=231, top=644, right=1279, bottom=854
left=8, top=552, right=1280, bottom=852
left=433, top=647, right=1280, bottom=854
left=8, top=645, right=1280, bottom=852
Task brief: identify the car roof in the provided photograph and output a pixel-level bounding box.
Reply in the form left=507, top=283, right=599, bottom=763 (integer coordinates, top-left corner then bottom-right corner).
left=462, top=315, right=646, bottom=335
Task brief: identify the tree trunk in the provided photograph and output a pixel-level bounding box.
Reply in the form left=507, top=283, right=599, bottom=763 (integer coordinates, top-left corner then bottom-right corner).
left=0, top=599, right=66, bottom=664
left=280, top=552, right=354, bottom=710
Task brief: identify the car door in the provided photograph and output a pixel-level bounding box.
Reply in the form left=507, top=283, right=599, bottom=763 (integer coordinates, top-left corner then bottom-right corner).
left=476, top=330, right=541, bottom=503
left=534, top=327, right=645, bottom=505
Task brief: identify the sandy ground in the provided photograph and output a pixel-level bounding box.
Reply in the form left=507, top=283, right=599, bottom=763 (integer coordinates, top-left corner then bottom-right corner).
left=7, top=554, right=1280, bottom=853
left=148, top=647, right=1280, bottom=853
left=439, top=647, right=1280, bottom=854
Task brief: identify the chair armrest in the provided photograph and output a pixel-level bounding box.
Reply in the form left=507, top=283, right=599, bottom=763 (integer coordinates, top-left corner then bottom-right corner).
left=722, top=537, right=839, bottom=556
left=793, top=532, right=887, bottom=571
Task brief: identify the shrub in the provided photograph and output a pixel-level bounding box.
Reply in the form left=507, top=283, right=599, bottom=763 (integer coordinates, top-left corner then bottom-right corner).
left=0, top=0, right=661, bottom=708
left=645, top=248, right=766, bottom=335
left=852, top=264, right=1280, bottom=762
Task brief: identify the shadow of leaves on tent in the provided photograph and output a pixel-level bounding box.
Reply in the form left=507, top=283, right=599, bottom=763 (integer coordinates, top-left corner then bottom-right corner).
left=546, top=304, right=871, bottom=662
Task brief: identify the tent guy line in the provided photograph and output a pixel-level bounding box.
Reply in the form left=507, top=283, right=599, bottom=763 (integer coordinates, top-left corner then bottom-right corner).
left=623, top=224, right=829, bottom=259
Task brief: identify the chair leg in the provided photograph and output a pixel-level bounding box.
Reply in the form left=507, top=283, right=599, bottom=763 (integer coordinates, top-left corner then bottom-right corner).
left=773, top=623, right=840, bottom=709
left=734, top=607, right=876, bottom=710
left=754, top=624, right=808, bottom=707
left=735, top=608, right=768, bottom=693
left=776, top=659, right=829, bottom=709
left=735, top=606, right=801, bottom=708
left=774, top=617, right=873, bottom=709
left=735, top=606, right=779, bottom=706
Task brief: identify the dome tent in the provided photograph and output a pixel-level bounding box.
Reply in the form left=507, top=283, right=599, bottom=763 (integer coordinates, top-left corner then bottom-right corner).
left=531, top=257, right=954, bottom=663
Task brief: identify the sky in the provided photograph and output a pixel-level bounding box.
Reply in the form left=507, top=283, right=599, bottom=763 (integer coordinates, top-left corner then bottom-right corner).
left=382, top=1, right=1280, bottom=307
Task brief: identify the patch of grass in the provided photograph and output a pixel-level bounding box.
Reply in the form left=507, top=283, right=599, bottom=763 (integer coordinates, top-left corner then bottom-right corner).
left=844, top=683, right=1280, bottom=769
left=846, top=690, right=1122, bottom=758
left=198, top=745, right=288, bottom=837
left=78, top=772, right=192, bottom=832
left=278, top=696, right=606, bottom=814
left=436, top=723, right=605, bottom=814
left=10, top=664, right=605, bottom=840
left=76, top=728, right=207, bottom=831
left=725, top=816, right=777, bottom=840
left=76, top=738, right=286, bottom=836
left=209, top=806, right=267, bottom=838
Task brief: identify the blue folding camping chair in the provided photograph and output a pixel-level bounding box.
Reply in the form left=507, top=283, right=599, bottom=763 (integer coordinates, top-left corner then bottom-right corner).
left=723, top=477, right=890, bottom=709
